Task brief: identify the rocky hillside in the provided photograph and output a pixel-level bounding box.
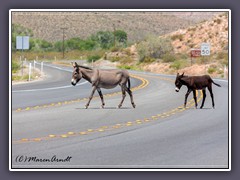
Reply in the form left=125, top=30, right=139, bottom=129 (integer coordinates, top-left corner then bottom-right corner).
left=103, top=12, right=229, bottom=78
left=12, top=11, right=221, bottom=43
left=165, top=13, right=228, bottom=54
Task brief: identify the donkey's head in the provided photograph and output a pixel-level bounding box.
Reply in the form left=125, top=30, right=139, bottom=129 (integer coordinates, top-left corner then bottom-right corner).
left=71, top=62, right=82, bottom=86
left=175, top=72, right=184, bottom=92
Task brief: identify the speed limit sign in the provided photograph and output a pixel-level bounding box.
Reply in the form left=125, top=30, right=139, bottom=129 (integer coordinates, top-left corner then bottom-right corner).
left=201, top=43, right=211, bottom=56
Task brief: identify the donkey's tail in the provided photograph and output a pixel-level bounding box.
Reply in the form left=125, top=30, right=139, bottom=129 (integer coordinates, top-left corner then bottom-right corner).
left=212, top=80, right=221, bottom=87
left=127, top=78, right=131, bottom=89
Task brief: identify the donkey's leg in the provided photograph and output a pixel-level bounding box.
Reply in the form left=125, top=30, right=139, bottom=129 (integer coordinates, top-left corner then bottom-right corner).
left=184, top=89, right=192, bottom=108
left=208, top=85, right=215, bottom=108
left=97, top=88, right=105, bottom=108
left=85, top=86, right=97, bottom=109
left=192, top=90, right=198, bottom=109
left=124, top=86, right=136, bottom=108
left=200, top=89, right=206, bottom=109
left=118, top=85, right=126, bottom=108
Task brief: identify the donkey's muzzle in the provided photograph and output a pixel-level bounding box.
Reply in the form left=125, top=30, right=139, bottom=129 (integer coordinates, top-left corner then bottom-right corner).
left=175, top=87, right=180, bottom=92
left=71, top=79, right=77, bottom=86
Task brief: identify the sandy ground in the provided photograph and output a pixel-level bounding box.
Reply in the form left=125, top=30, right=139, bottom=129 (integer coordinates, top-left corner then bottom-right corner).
left=12, top=64, right=46, bottom=85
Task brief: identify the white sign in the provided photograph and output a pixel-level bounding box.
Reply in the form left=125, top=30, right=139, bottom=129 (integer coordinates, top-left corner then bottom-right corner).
left=201, top=43, right=210, bottom=56
left=16, top=36, right=30, bottom=50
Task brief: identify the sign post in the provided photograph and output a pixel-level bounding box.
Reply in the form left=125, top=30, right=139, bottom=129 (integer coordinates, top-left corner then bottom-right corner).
left=201, top=43, right=211, bottom=73
left=16, top=36, right=30, bottom=76
left=29, top=63, right=32, bottom=81
left=190, top=49, right=201, bottom=66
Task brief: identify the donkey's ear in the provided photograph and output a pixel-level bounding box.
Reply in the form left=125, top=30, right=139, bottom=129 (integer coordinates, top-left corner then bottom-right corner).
left=72, top=62, right=79, bottom=68
left=177, top=72, right=179, bottom=76
left=181, top=72, right=185, bottom=76
left=74, top=62, right=79, bottom=67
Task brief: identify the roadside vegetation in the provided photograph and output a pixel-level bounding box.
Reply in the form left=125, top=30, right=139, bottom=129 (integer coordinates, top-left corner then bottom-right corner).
left=12, top=12, right=229, bottom=79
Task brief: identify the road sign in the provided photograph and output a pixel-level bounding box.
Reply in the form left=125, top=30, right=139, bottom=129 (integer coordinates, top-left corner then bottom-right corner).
left=201, top=43, right=210, bottom=56
left=16, top=36, right=29, bottom=50
left=190, top=49, right=201, bottom=57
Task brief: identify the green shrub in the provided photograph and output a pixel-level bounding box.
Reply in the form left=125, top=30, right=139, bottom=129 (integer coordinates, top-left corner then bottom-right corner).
left=114, top=30, right=127, bottom=47
left=87, top=55, right=101, bottom=62
left=141, top=57, right=155, bottom=63
left=137, top=36, right=174, bottom=62
left=12, top=61, right=20, bottom=73
left=110, top=46, right=122, bottom=52
left=208, top=67, right=217, bottom=74
left=162, top=53, right=176, bottom=63
left=170, top=60, right=188, bottom=70
left=117, top=65, right=141, bottom=71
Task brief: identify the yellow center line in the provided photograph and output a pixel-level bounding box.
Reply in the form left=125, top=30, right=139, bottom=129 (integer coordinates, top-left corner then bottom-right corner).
left=12, top=74, right=203, bottom=144
left=13, top=74, right=148, bottom=113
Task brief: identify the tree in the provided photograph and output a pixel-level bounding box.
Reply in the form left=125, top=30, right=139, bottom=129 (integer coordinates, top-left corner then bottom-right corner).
left=92, top=31, right=114, bottom=49
left=114, top=30, right=127, bottom=46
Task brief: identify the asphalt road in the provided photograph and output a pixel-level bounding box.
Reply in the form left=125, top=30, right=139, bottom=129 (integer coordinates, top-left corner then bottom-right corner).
left=11, top=62, right=229, bottom=169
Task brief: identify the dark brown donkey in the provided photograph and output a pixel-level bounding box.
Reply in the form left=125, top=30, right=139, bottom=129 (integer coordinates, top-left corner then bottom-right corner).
left=71, top=62, right=136, bottom=109
left=175, top=73, right=221, bottom=109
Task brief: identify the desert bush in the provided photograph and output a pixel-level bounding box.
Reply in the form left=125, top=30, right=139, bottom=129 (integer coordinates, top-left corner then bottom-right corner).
left=170, top=59, right=188, bottom=70
left=31, top=39, right=53, bottom=52
left=175, top=53, right=188, bottom=60
left=208, top=67, right=217, bottom=74
left=187, top=27, right=196, bottom=32
left=216, top=52, right=228, bottom=60
left=162, top=53, right=176, bottom=63
left=12, top=60, right=20, bottom=73
left=110, top=46, right=122, bottom=52
left=137, top=35, right=174, bottom=63
left=171, top=34, right=184, bottom=41
left=86, top=50, right=105, bottom=63
left=214, top=19, right=222, bottom=24
left=117, top=65, right=141, bottom=71
left=189, top=43, right=195, bottom=48
left=87, top=55, right=101, bottom=62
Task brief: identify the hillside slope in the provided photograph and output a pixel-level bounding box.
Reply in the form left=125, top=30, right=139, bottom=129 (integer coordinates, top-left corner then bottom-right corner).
left=12, top=11, right=221, bottom=43
left=165, top=13, right=228, bottom=54
left=103, top=12, right=229, bottom=78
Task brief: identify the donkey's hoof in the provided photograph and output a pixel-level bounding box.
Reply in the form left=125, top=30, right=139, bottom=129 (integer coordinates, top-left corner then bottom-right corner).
left=101, top=105, right=104, bottom=109
left=118, top=104, right=122, bottom=108
left=132, top=103, right=136, bottom=108
left=85, top=105, right=89, bottom=109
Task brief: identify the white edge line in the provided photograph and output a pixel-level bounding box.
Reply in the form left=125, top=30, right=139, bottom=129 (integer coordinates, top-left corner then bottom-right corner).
left=12, top=81, right=88, bottom=93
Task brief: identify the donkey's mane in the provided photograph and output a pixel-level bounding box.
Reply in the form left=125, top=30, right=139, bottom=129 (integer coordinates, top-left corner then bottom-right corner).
left=77, top=65, right=93, bottom=70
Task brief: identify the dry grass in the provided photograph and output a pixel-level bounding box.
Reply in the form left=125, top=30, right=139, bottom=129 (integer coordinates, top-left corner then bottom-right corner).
left=12, top=12, right=220, bottom=43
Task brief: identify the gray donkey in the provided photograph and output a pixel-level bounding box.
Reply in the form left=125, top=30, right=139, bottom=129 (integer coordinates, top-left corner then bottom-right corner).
left=71, top=62, right=136, bottom=109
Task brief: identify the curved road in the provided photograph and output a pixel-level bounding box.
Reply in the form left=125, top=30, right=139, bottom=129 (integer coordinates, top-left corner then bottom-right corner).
left=11, top=63, right=229, bottom=169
